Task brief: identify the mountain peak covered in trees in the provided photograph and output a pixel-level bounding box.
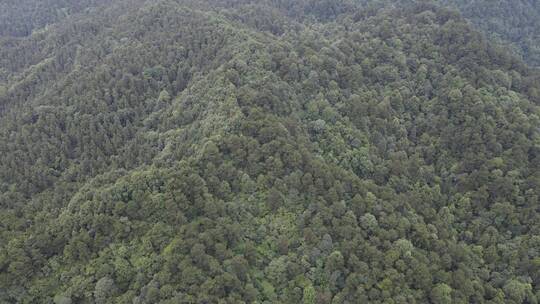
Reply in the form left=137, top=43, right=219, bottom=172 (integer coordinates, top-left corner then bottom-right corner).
left=1, top=0, right=539, bottom=303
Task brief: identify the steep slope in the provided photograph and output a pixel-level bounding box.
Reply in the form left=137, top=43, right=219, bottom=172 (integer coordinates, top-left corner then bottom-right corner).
left=438, top=0, right=540, bottom=67
left=0, top=0, right=116, bottom=37
left=1, top=0, right=540, bottom=303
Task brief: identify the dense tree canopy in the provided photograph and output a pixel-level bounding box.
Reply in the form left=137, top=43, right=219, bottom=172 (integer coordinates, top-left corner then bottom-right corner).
left=438, top=0, right=540, bottom=67
left=1, top=0, right=539, bottom=303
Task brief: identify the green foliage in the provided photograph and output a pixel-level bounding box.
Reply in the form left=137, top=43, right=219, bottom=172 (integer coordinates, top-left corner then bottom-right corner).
left=431, top=283, right=453, bottom=304
left=303, top=284, right=316, bottom=304
left=439, top=0, right=540, bottom=67
left=0, top=0, right=539, bottom=303
left=503, top=279, right=533, bottom=303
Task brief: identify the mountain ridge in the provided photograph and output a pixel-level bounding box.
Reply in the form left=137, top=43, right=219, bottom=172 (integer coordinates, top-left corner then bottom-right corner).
left=1, top=0, right=539, bottom=303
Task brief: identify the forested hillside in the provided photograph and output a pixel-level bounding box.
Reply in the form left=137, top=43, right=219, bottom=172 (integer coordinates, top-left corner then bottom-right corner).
left=0, top=0, right=116, bottom=37
left=1, top=0, right=540, bottom=303
left=439, top=0, right=540, bottom=67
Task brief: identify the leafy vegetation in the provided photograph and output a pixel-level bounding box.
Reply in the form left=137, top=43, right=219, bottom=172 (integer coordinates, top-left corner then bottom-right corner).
left=1, top=0, right=540, bottom=303
left=438, top=0, right=540, bottom=67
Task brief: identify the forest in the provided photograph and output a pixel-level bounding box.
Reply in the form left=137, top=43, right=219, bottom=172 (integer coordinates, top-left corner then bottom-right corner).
left=0, top=0, right=539, bottom=303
